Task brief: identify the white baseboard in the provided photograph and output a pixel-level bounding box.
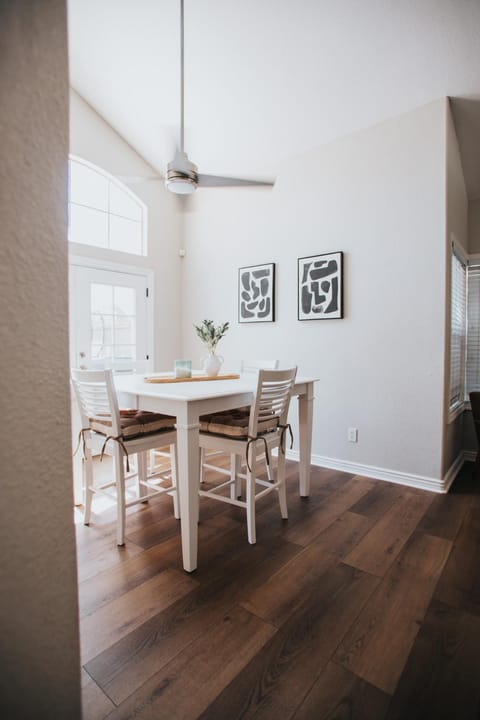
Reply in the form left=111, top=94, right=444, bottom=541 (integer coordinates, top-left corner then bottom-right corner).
left=286, top=449, right=468, bottom=494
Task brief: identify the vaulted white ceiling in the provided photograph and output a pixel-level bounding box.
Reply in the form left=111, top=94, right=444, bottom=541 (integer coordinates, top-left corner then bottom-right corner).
left=68, top=0, right=480, bottom=191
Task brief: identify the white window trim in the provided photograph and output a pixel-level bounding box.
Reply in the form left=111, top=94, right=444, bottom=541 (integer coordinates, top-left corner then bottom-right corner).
left=69, top=254, right=155, bottom=371
left=447, top=240, right=467, bottom=423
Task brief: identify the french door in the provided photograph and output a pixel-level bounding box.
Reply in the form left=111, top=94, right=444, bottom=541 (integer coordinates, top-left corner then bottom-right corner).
left=69, top=262, right=152, bottom=374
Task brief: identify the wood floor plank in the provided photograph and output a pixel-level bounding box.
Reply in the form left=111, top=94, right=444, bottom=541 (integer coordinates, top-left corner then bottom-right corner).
left=105, top=605, right=276, bottom=720
left=80, top=568, right=198, bottom=663
left=344, top=491, right=433, bottom=577
left=73, top=464, right=478, bottom=720
left=76, top=531, right=144, bottom=584
left=284, top=476, right=376, bottom=546
left=416, top=491, right=469, bottom=541
left=86, top=536, right=300, bottom=705
left=241, top=511, right=373, bottom=626
left=81, top=669, right=115, bottom=720
left=349, top=480, right=405, bottom=520
left=335, top=532, right=452, bottom=694
left=434, top=507, right=480, bottom=617
left=199, top=563, right=379, bottom=720
left=291, top=661, right=390, bottom=720
left=385, top=600, right=480, bottom=720
left=78, top=513, right=240, bottom=618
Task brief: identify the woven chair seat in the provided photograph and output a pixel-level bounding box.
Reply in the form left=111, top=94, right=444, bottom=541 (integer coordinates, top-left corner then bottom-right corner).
left=90, top=409, right=176, bottom=440
left=200, top=407, right=278, bottom=438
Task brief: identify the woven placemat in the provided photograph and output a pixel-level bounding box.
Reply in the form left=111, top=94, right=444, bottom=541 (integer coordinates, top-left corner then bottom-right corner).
left=144, top=373, right=241, bottom=384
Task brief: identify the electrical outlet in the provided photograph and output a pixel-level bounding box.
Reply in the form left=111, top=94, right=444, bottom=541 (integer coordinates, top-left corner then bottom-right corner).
left=348, top=427, right=358, bottom=443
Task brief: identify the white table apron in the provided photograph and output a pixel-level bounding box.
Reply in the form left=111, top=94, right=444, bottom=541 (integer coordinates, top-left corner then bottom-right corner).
left=115, top=374, right=316, bottom=572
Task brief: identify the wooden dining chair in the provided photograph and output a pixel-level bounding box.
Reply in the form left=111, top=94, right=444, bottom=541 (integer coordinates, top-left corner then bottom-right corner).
left=198, top=367, right=297, bottom=544
left=200, top=359, right=279, bottom=485
left=71, top=369, right=179, bottom=545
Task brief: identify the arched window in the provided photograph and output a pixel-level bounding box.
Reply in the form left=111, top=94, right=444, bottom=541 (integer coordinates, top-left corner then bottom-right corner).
left=68, top=156, right=147, bottom=256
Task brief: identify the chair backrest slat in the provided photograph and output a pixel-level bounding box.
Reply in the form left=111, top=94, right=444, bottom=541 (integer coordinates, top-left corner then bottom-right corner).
left=249, top=368, right=297, bottom=438
left=71, top=369, right=121, bottom=437
left=241, top=359, right=279, bottom=373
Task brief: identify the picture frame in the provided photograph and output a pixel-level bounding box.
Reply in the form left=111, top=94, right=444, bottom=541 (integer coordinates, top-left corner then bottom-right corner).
left=238, top=262, right=275, bottom=323
left=298, top=251, right=343, bottom=320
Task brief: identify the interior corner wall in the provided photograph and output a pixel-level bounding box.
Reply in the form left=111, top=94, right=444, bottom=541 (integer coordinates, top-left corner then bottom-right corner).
left=468, top=199, right=480, bottom=254
left=442, top=100, right=468, bottom=476
left=0, top=2, right=81, bottom=717
left=69, top=89, right=183, bottom=370
left=181, top=100, right=446, bottom=483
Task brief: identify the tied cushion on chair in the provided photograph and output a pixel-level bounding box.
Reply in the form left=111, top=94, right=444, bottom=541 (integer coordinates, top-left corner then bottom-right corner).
left=199, top=407, right=278, bottom=438
left=90, top=409, right=176, bottom=439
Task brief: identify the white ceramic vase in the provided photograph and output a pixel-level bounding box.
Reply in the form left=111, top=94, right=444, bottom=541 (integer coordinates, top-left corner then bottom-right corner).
left=202, top=353, right=223, bottom=377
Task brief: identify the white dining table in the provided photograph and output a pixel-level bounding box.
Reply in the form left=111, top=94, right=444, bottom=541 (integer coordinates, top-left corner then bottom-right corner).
left=115, top=372, right=317, bottom=572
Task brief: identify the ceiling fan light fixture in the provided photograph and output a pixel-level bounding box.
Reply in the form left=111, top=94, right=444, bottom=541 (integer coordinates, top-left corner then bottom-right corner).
left=166, top=176, right=197, bottom=194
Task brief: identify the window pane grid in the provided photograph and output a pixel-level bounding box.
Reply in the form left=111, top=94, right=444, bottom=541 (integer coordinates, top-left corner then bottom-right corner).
left=90, top=282, right=137, bottom=369
left=466, top=267, right=480, bottom=395
left=449, top=251, right=466, bottom=409
left=68, top=157, right=146, bottom=256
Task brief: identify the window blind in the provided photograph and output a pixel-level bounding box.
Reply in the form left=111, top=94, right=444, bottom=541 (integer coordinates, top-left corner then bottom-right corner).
left=466, top=265, right=480, bottom=396
left=449, top=250, right=467, bottom=409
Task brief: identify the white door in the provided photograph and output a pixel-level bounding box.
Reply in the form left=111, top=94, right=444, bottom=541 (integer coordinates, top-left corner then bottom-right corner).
left=69, top=264, right=152, bottom=374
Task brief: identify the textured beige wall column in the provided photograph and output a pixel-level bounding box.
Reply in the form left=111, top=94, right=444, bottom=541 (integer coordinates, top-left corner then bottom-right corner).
left=0, top=1, right=81, bottom=717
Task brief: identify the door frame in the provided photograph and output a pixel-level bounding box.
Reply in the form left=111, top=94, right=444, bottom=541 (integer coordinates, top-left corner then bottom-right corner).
left=69, top=254, right=155, bottom=372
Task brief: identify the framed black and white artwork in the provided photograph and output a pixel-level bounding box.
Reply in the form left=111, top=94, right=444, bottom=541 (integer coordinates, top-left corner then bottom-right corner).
left=298, top=252, right=343, bottom=320
left=238, top=263, right=275, bottom=323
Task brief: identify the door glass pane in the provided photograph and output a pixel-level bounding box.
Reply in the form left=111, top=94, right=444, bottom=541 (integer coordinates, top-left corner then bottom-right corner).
left=114, top=315, right=135, bottom=346
left=113, top=286, right=135, bottom=316
left=91, top=344, right=113, bottom=361
left=114, top=345, right=136, bottom=361
left=91, top=313, right=113, bottom=346
left=91, top=284, right=113, bottom=314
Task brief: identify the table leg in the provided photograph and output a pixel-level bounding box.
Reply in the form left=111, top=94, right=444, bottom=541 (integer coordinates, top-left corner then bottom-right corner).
left=298, top=383, right=314, bottom=497
left=175, top=412, right=200, bottom=572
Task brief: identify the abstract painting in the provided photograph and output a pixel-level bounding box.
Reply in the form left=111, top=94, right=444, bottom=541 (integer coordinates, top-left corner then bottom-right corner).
left=238, top=263, right=275, bottom=323
left=298, top=252, right=343, bottom=320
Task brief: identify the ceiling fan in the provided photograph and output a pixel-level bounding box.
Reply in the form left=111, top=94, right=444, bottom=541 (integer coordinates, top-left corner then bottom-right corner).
left=127, top=0, right=275, bottom=194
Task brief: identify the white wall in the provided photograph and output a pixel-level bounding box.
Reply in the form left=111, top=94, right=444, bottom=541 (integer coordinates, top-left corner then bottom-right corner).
left=69, top=89, right=183, bottom=370
left=0, top=1, right=81, bottom=716
left=469, top=199, right=480, bottom=254
left=182, top=100, right=447, bottom=484
left=442, top=100, right=468, bottom=475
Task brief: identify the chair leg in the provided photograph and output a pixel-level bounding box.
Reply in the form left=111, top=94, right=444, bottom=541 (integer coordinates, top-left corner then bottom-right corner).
left=137, top=451, right=148, bottom=502
left=149, top=448, right=157, bottom=474
left=246, top=449, right=257, bottom=544
left=230, top=453, right=242, bottom=499
left=277, top=447, right=288, bottom=520
left=83, top=447, right=94, bottom=525
left=171, top=443, right=180, bottom=520
left=114, top=446, right=127, bottom=546
left=200, top=447, right=206, bottom=483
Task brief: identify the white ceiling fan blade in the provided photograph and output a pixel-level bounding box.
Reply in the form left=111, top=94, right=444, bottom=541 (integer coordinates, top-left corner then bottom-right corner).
left=197, top=174, right=275, bottom=188
left=117, top=175, right=163, bottom=184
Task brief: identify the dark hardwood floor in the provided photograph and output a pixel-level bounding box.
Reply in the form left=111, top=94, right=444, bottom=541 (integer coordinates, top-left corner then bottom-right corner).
left=77, top=458, right=480, bottom=719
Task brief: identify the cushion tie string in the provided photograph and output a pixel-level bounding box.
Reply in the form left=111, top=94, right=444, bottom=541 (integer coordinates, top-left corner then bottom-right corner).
left=245, top=435, right=270, bottom=474
left=100, top=435, right=130, bottom=472
left=73, top=428, right=91, bottom=459
left=279, top=423, right=294, bottom=454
